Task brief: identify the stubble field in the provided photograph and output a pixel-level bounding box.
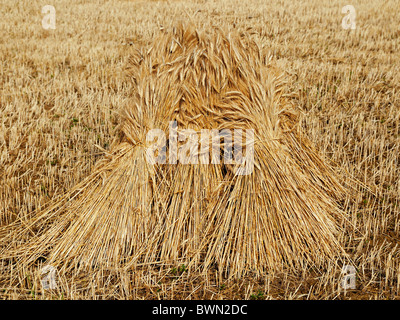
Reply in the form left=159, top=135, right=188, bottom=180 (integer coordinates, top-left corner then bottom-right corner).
left=0, top=0, right=399, bottom=299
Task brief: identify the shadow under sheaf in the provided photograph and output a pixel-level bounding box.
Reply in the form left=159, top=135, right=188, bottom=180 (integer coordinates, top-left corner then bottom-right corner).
left=0, top=24, right=355, bottom=280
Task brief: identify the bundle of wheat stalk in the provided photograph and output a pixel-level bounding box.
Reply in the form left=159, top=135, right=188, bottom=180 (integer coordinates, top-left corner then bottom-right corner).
left=0, top=24, right=351, bottom=278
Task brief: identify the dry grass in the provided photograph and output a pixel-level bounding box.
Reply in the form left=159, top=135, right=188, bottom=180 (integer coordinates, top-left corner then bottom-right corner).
left=0, top=0, right=399, bottom=299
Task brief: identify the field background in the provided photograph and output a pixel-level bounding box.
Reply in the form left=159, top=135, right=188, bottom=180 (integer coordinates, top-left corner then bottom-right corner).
left=1, top=0, right=400, bottom=299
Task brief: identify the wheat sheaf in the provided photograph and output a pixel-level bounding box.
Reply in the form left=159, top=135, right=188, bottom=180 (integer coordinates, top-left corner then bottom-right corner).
left=0, top=24, right=351, bottom=277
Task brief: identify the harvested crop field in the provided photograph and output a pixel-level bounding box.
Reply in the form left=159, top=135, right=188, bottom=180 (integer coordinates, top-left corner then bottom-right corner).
left=0, top=0, right=399, bottom=300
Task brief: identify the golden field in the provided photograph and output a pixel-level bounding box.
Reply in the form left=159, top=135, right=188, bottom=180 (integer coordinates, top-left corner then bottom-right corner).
left=0, top=0, right=399, bottom=299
